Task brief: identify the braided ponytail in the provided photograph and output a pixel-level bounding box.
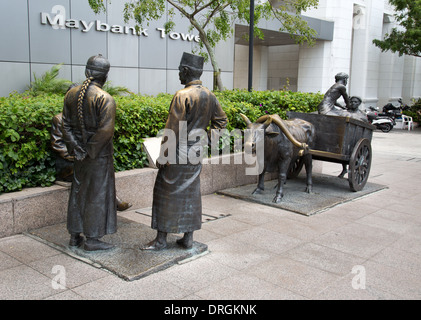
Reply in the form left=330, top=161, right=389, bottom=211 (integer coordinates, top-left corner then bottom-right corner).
left=77, top=76, right=94, bottom=144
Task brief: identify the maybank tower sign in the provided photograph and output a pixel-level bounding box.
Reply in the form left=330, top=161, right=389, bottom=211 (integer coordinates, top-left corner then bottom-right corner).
left=41, top=5, right=201, bottom=42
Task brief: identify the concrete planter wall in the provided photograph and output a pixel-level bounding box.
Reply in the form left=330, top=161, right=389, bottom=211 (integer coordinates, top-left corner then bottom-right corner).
left=0, top=153, right=268, bottom=239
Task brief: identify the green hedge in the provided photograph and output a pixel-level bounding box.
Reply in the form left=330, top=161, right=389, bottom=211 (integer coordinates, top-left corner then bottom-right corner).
left=403, top=98, right=421, bottom=123
left=0, top=90, right=322, bottom=194
left=0, top=94, right=62, bottom=193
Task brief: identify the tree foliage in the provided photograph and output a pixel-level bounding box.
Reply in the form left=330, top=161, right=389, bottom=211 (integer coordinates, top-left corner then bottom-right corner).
left=88, top=0, right=319, bottom=90
left=373, top=0, right=421, bottom=58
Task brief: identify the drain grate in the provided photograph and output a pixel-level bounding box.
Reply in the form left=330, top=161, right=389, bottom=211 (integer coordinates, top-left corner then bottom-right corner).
left=202, top=213, right=231, bottom=223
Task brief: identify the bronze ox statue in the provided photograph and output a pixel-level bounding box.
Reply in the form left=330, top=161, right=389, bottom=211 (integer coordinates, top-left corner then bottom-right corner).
left=241, top=113, right=315, bottom=203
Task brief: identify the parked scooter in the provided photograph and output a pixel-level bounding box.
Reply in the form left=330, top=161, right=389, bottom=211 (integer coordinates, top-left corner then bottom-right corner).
left=382, top=98, right=411, bottom=120
left=366, top=106, right=395, bottom=133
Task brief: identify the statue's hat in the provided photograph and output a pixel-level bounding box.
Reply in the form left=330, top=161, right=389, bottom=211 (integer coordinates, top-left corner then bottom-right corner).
left=86, top=54, right=110, bottom=73
left=180, top=52, right=204, bottom=70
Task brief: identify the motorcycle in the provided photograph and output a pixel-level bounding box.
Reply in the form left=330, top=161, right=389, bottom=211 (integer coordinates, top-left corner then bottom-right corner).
left=382, top=99, right=411, bottom=120
left=366, top=106, right=396, bottom=133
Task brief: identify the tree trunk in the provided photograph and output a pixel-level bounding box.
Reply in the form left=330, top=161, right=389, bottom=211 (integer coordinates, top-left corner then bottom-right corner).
left=199, top=33, right=224, bottom=91
left=188, top=16, right=225, bottom=91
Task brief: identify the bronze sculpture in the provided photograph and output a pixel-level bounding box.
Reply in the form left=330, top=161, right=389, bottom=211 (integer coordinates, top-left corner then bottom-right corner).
left=51, top=112, right=75, bottom=182
left=318, top=72, right=351, bottom=116
left=62, top=54, right=117, bottom=251
left=347, top=96, right=369, bottom=123
left=241, top=113, right=315, bottom=203
left=335, top=96, right=369, bottom=178
left=318, top=73, right=369, bottom=179
left=143, top=52, right=228, bottom=250
left=51, top=112, right=132, bottom=211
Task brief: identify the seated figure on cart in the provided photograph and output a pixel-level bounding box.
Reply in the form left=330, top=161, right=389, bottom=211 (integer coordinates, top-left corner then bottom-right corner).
left=347, top=96, right=368, bottom=123
left=315, top=73, right=372, bottom=181
left=318, top=72, right=351, bottom=116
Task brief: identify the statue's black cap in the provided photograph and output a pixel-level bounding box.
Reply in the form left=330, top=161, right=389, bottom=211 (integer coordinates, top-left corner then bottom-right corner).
left=86, top=54, right=110, bottom=73
left=180, top=52, right=204, bottom=71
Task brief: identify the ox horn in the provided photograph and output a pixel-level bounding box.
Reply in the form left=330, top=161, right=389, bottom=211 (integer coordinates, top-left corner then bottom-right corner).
left=270, top=117, right=309, bottom=153
left=255, top=115, right=273, bottom=129
left=256, top=115, right=271, bottom=123
left=240, top=113, right=252, bottom=125
left=263, top=116, right=272, bottom=129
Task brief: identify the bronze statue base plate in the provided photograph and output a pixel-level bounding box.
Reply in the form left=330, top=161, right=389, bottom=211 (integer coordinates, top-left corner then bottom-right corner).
left=217, top=174, right=387, bottom=216
left=26, top=217, right=208, bottom=281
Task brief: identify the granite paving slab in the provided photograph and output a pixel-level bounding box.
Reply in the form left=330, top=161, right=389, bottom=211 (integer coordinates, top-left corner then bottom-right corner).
left=26, top=217, right=208, bottom=281
left=217, top=174, right=387, bottom=216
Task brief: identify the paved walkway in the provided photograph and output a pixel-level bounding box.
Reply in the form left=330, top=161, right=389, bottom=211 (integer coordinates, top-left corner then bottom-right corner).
left=1, top=128, right=421, bottom=300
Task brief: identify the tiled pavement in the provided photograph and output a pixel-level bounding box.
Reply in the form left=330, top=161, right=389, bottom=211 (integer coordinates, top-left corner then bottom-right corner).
left=1, top=128, right=421, bottom=300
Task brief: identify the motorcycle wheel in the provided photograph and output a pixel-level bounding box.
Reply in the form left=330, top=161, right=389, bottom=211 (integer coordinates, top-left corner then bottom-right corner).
left=380, top=123, right=392, bottom=133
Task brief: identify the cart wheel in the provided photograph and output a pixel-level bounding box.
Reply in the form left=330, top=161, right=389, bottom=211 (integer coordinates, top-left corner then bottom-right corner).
left=349, top=138, right=372, bottom=192
left=288, top=156, right=304, bottom=179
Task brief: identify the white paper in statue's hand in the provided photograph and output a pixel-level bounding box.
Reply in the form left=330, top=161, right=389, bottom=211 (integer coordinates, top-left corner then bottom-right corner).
left=142, top=137, right=162, bottom=169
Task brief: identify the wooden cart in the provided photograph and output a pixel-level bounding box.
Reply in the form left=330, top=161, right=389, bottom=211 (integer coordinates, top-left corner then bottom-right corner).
left=287, top=112, right=376, bottom=192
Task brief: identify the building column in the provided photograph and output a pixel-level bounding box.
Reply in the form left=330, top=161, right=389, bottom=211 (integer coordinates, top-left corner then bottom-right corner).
left=298, top=0, right=354, bottom=94
left=233, top=44, right=268, bottom=91
left=297, top=42, right=332, bottom=93
left=257, top=46, right=268, bottom=91
left=402, top=56, right=421, bottom=103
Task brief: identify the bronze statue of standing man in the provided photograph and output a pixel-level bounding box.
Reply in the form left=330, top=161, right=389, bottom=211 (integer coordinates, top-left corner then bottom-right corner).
left=62, top=54, right=117, bottom=251
left=143, top=52, right=228, bottom=250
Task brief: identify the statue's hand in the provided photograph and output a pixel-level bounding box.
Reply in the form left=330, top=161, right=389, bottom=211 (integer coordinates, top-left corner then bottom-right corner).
left=64, top=154, right=75, bottom=162
left=74, top=145, right=87, bottom=161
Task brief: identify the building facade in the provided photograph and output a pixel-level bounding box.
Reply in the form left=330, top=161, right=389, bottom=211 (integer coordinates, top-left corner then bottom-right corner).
left=235, top=0, right=421, bottom=108
left=1, top=0, right=420, bottom=108
left=0, top=0, right=230, bottom=96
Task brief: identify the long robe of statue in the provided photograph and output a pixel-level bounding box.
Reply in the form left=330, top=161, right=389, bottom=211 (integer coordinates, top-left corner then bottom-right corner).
left=62, top=56, right=117, bottom=244
left=151, top=79, right=228, bottom=235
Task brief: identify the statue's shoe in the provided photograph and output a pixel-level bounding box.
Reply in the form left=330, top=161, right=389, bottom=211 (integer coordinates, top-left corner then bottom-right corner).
left=141, top=240, right=167, bottom=251
left=117, top=200, right=132, bottom=211
left=69, top=234, right=84, bottom=247
left=176, top=234, right=193, bottom=249
left=83, top=239, right=115, bottom=251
